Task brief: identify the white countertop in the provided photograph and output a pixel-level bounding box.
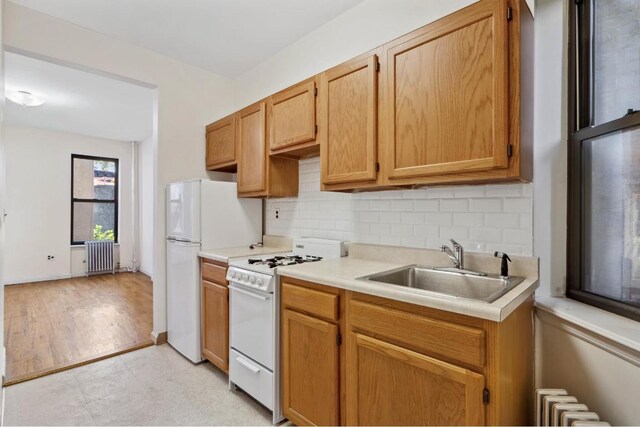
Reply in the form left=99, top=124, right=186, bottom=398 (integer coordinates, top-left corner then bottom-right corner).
left=198, top=245, right=291, bottom=263
left=277, top=256, right=539, bottom=322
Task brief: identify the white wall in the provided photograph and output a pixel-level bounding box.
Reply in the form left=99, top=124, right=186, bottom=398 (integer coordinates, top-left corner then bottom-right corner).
left=235, top=0, right=477, bottom=107
left=4, top=1, right=237, bottom=336
left=0, top=0, right=6, bottom=376
left=533, top=0, right=567, bottom=297
left=4, top=125, right=134, bottom=284
left=138, top=136, right=154, bottom=277
left=267, top=158, right=533, bottom=255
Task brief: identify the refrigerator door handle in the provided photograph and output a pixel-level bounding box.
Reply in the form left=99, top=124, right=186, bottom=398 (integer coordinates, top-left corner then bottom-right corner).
left=167, top=239, right=200, bottom=247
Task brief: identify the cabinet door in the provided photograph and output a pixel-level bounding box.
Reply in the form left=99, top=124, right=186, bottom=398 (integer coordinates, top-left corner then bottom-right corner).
left=346, top=333, right=485, bottom=426
left=320, top=55, right=378, bottom=185
left=282, top=308, right=340, bottom=426
left=237, top=102, right=267, bottom=194
left=269, top=80, right=316, bottom=152
left=206, top=115, right=236, bottom=169
left=201, top=280, right=229, bottom=372
left=385, top=0, right=509, bottom=180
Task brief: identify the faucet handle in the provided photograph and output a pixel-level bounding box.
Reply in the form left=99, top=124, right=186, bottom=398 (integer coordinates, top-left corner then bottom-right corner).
left=439, top=245, right=447, bottom=252
left=449, top=239, right=462, bottom=249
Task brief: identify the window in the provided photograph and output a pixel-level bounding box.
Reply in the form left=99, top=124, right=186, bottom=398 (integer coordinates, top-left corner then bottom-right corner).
left=71, top=154, right=119, bottom=245
left=567, top=0, right=640, bottom=320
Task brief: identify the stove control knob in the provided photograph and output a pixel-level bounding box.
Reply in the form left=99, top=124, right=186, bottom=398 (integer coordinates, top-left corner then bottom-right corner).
left=249, top=276, right=256, bottom=284
left=229, top=271, right=236, bottom=278
left=256, top=278, right=263, bottom=286
left=242, top=274, right=249, bottom=282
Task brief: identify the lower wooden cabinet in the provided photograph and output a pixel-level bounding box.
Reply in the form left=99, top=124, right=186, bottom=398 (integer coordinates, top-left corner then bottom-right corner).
left=280, top=276, right=534, bottom=426
left=347, top=333, right=484, bottom=426
left=201, top=259, right=229, bottom=373
left=281, top=309, right=340, bottom=426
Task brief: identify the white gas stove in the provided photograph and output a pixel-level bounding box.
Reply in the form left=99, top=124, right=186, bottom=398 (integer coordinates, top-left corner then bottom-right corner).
left=225, top=238, right=346, bottom=423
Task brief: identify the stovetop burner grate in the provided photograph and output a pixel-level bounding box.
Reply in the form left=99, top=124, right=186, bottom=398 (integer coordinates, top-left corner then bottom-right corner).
left=247, top=255, right=323, bottom=268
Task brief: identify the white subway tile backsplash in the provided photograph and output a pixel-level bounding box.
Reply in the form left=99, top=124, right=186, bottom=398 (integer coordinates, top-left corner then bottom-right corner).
left=440, top=199, right=469, bottom=212
left=265, top=158, right=533, bottom=256
left=469, top=198, right=503, bottom=212
left=401, top=212, right=425, bottom=224
left=484, top=213, right=520, bottom=228
left=390, top=223, right=415, bottom=237
left=414, top=199, right=440, bottom=212
left=503, top=198, right=532, bottom=213
left=453, top=212, right=484, bottom=227
left=391, top=200, right=414, bottom=211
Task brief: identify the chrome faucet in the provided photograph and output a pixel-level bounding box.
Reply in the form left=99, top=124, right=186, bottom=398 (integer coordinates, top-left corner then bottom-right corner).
left=440, top=239, right=463, bottom=269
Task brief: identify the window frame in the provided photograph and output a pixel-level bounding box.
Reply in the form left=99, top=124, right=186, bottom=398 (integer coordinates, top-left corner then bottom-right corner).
left=567, top=0, right=640, bottom=321
left=70, top=154, right=119, bottom=245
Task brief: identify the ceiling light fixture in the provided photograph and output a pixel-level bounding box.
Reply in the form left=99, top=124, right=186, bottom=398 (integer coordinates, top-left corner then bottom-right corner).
left=6, top=90, right=46, bottom=107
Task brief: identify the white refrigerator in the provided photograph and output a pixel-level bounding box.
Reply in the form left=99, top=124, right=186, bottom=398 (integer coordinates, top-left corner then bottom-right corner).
left=166, top=179, right=261, bottom=362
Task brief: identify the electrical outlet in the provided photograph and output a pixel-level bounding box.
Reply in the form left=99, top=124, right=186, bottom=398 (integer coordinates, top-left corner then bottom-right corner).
left=47, top=255, right=55, bottom=260
left=275, top=209, right=279, bottom=219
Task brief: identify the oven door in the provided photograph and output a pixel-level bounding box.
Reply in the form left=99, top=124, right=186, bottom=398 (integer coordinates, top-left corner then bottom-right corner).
left=229, top=282, right=274, bottom=370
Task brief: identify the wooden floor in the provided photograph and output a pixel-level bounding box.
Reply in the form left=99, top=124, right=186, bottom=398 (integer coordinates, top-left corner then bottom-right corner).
left=4, top=272, right=153, bottom=385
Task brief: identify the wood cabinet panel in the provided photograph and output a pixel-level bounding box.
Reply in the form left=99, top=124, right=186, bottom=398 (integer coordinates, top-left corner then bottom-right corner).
left=201, top=261, right=227, bottom=286
left=282, top=308, right=340, bottom=426
left=206, top=115, right=236, bottom=171
left=385, top=0, right=509, bottom=180
left=346, top=333, right=485, bottom=426
left=349, top=299, right=485, bottom=369
left=320, top=55, right=378, bottom=186
left=269, top=80, right=316, bottom=153
left=281, top=281, right=339, bottom=322
left=201, top=280, right=229, bottom=373
left=237, top=102, right=267, bottom=194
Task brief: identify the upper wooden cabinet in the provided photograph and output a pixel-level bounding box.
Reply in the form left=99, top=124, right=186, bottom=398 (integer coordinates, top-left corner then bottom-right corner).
left=237, top=101, right=299, bottom=198
left=383, top=0, right=510, bottom=184
left=377, top=0, right=533, bottom=188
left=204, top=0, right=532, bottom=192
left=320, top=54, right=379, bottom=189
left=269, top=79, right=319, bottom=157
left=205, top=114, right=237, bottom=172
left=237, top=102, right=268, bottom=195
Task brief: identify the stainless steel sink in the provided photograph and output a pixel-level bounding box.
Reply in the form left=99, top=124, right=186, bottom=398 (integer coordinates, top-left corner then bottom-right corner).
left=358, top=265, right=524, bottom=303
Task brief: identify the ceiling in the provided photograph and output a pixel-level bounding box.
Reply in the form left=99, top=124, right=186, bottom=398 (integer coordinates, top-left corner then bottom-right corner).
left=4, top=52, right=154, bottom=141
left=9, top=0, right=365, bottom=78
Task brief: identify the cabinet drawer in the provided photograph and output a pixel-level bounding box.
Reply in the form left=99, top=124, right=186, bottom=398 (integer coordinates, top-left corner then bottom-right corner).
left=229, top=349, right=274, bottom=410
left=349, top=299, right=485, bottom=368
left=282, top=281, right=339, bottom=322
left=201, top=261, right=227, bottom=285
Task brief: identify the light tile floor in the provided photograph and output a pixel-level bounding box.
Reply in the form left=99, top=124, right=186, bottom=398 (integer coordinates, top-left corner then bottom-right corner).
left=3, top=344, right=272, bottom=426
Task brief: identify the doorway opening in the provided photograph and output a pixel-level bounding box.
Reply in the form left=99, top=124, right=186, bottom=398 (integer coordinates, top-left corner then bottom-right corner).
left=3, top=51, right=156, bottom=384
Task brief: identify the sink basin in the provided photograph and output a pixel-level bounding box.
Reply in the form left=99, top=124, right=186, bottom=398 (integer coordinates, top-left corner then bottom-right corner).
left=358, top=265, right=524, bottom=303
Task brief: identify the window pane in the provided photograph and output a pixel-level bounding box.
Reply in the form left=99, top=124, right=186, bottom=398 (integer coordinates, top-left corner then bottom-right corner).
left=73, top=158, right=117, bottom=200
left=593, top=0, right=640, bottom=125
left=72, top=202, right=116, bottom=242
left=582, top=125, right=640, bottom=304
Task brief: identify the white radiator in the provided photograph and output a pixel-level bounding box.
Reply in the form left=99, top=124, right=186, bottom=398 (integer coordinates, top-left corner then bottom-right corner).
left=535, top=389, right=610, bottom=427
left=85, top=240, right=115, bottom=276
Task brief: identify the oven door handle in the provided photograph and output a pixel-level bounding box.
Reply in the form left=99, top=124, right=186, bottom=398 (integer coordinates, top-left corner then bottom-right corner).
left=236, top=356, right=261, bottom=374
left=229, top=284, right=270, bottom=301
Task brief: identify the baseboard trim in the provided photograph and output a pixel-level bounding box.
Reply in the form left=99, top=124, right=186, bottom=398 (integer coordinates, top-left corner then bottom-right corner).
left=6, top=274, right=72, bottom=285
left=151, top=331, right=168, bottom=345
